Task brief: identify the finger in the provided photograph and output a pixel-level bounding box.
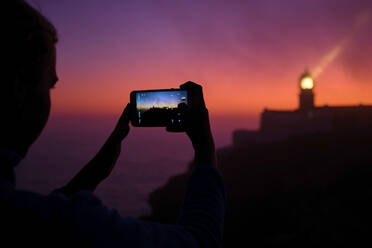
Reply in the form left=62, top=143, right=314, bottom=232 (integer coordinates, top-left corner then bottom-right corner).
left=180, top=81, right=203, bottom=94
left=180, top=81, right=199, bottom=89
left=118, top=103, right=131, bottom=125
left=113, top=104, right=131, bottom=138
left=179, top=81, right=205, bottom=108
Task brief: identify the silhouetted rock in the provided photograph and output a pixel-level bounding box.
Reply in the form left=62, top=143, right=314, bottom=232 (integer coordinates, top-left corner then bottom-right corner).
left=142, top=131, right=372, bottom=247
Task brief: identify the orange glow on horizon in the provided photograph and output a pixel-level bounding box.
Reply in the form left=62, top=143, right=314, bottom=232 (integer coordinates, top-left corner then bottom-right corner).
left=52, top=69, right=372, bottom=117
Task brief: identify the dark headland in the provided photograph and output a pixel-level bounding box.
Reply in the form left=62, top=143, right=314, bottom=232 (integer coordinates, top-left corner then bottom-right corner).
left=141, top=72, right=372, bottom=247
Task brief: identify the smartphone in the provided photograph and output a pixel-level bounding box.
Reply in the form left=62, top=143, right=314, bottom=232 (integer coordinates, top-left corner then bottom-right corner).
left=130, top=89, right=189, bottom=127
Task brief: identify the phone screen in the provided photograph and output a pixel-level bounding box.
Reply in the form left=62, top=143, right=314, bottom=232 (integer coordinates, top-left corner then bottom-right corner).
left=133, top=90, right=188, bottom=126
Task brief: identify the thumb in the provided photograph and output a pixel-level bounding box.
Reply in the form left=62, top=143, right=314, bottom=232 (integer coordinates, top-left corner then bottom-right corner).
left=113, top=104, right=131, bottom=140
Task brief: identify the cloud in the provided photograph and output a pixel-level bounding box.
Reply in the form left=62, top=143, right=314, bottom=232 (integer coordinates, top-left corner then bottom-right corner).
left=150, top=0, right=372, bottom=83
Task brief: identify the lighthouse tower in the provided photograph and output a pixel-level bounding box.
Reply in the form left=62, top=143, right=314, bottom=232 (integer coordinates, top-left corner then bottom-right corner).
left=299, top=71, right=315, bottom=110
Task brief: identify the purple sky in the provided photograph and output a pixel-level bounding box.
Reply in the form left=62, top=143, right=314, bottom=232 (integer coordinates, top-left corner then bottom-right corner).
left=28, top=0, right=372, bottom=116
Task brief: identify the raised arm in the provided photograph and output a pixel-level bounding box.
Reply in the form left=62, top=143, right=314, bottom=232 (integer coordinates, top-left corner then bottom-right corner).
left=58, top=104, right=131, bottom=196
left=67, top=82, right=225, bottom=248
left=176, top=81, right=225, bottom=246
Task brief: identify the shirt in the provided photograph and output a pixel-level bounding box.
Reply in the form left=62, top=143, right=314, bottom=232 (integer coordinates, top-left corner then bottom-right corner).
left=0, top=157, right=226, bottom=248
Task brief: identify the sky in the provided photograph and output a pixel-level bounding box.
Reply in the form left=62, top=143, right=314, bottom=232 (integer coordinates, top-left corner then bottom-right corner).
left=29, top=0, right=372, bottom=117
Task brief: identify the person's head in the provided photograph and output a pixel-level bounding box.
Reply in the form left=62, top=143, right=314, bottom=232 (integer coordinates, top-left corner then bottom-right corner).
left=1, top=0, right=58, bottom=157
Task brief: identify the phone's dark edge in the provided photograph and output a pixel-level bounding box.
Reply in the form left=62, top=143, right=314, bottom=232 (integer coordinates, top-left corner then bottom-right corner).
left=129, top=91, right=139, bottom=126
left=131, top=88, right=185, bottom=93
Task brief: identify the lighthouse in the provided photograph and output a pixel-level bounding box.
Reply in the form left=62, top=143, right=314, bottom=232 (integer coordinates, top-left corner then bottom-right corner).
left=299, top=71, right=315, bottom=110
left=233, top=70, right=372, bottom=146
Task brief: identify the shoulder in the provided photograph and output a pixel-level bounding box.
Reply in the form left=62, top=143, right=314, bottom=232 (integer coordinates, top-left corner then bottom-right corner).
left=1, top=180, right=113, bottom=224
left=0, top=181, right=100, bottom=246
left=1, top=182, right=140, bottom=245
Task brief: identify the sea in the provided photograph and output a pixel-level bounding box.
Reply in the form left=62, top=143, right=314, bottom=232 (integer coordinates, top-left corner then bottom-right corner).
left=15, top=114, right=257, bottom=217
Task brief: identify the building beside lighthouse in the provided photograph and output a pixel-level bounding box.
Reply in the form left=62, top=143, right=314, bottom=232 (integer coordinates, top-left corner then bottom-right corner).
left=233, top=72, right=372, bottom=146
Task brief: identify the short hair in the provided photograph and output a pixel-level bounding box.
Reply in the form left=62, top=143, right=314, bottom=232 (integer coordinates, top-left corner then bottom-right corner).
left=5, top=0, right=58, bottom=85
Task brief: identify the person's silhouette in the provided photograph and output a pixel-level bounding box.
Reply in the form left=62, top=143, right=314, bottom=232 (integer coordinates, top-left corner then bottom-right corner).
left=0, top=1, right=225, bottom=247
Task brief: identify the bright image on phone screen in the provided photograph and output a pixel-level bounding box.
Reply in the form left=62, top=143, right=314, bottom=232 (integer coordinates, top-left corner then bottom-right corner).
left=136, top=90, right=188, bottom=126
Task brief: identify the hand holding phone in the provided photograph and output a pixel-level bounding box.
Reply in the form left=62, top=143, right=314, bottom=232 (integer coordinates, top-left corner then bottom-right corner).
left=179, top=82, right=216, bottom=167
left=130, top=82, right=216, bottom=166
